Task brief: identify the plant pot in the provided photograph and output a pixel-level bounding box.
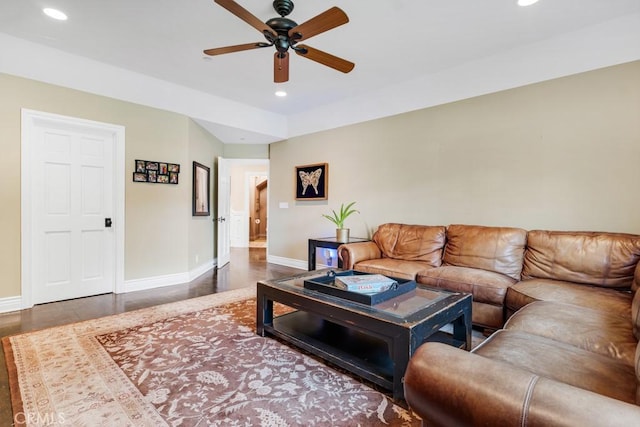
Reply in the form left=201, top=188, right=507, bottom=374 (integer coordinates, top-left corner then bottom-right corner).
left=336, top=228, right=350, bottom=243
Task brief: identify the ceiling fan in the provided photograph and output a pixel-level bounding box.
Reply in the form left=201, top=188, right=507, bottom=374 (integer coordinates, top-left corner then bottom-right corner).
left=204, top=0, right=355, bottom=83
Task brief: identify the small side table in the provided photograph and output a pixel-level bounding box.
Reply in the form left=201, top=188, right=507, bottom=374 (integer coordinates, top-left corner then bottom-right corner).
left=308, top=237, right=370, bottom=271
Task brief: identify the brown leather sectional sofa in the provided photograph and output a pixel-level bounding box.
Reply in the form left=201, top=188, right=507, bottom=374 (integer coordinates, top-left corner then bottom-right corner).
left=338, top=223, right=640, bottom=425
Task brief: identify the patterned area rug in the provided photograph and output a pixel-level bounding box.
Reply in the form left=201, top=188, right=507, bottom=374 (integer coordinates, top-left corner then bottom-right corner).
left=3, top=287, right=419, bottom=426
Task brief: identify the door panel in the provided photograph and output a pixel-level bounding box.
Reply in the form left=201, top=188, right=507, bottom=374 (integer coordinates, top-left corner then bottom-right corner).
left=45, top=232, right=71, bottom=285
left=82, top=231, right=104, bottom=280
left=82, top=166, right=103, bottom=214
left=45, top=162, right=70, bottom=214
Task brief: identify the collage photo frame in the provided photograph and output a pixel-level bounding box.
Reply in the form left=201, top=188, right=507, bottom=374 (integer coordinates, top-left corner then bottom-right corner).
left=133, top=160, right=180, bottom=184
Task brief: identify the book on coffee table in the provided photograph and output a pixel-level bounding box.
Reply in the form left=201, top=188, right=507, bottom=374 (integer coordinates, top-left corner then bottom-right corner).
left=334, top=274, right=398, bottom=294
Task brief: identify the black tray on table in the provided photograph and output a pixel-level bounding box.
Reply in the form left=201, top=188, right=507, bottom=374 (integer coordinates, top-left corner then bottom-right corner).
left=303, top=270, right=416, bottom=305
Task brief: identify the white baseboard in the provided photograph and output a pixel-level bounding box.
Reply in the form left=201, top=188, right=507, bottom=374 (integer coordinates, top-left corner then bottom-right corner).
left=122, top=272, right=191, bottom=293
left=0, top=296, right=22, bottom=314
left=122, top=260, right=216, bottom=293
left=2, top=257, right=304, bottom=314
left=266, top=254, right=307, bottom=271
left=189, top=260, right=215, bottom=281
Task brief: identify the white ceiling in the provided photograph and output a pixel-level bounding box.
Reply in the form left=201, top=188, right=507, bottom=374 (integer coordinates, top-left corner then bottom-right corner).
left=1, top=0, right=639, bottom=144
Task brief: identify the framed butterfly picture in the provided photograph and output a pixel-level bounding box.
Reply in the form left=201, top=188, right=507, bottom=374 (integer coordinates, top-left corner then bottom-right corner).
left=295, top=163, right=328, bottom=201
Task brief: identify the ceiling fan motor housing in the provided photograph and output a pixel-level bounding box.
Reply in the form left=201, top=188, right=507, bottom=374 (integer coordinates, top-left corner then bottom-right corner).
left=265, top=16, right=298, bottom=53
left=265, top=17, right=297, bottom=35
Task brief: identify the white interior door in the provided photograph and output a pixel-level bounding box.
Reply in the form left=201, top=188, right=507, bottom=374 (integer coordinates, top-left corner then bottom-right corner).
left=217, top=156, right=231, bottom=268
left=25, top=112, right=119, bottom=305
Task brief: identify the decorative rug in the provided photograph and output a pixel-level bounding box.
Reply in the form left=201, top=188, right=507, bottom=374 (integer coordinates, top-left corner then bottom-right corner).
left=3, top=287, right=419, bottom=426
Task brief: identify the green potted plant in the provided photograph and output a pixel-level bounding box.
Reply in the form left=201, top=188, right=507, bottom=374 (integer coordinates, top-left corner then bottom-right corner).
left=322, top=201, right=359, bottom=243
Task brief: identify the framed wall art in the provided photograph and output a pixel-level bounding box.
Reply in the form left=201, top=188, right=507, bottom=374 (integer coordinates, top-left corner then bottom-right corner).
left=133, top=159, right=180, bottom=184
left=193, top=161, right=210, bottom=216
left=295, top=163, right=328, bottom=201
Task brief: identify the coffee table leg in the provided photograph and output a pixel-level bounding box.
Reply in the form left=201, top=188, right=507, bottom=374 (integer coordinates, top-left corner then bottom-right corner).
left=452, top=303, right=472, bottom=350
left=392, top=335, right=410, bottom=400
left=256, top=286, right=273, bottom=337
left=308, top=240, right=316, bottom=271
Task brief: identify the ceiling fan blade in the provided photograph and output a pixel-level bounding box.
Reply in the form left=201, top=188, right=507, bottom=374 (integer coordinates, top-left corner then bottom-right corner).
left=204, top=42, right=270, bottom=56
left=274, top=52, right=289, bottom=83
left=288, top=6, right=349, bottom=42
left=214, top=0, right=276, bottom=38
left=295, top=45, right=355, bottom=73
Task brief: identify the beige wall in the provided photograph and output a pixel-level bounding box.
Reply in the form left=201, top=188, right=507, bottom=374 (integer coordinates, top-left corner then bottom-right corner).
left=269, top=61, right=640, bottom=262
left=224, top=143, right=269, bottom=159
left=0, top=73, right=223, bottom=299
left=3, top=60, right=639, bottom=296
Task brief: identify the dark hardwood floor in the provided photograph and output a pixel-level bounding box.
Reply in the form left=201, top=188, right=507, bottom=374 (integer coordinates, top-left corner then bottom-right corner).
left=0, top=247, right=302, bottom=423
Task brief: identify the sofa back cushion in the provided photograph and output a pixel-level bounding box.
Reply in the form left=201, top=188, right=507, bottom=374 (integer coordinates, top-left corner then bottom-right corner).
left=522, top=230, right=640, bottom=289
left=372, top=223, right=446, bottom=266
left=443, top=224, right=527, bottom=280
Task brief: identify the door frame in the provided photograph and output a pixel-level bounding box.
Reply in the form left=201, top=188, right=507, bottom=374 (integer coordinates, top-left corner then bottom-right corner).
left=21, top=109, right=126, bottom=308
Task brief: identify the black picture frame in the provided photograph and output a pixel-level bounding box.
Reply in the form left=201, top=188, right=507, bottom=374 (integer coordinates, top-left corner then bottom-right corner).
left=295, top=163, right=328, bottom=200
left=193, top=161, right=210, bottom=216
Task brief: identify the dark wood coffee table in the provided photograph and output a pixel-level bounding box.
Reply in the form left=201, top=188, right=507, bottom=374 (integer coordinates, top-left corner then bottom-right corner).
left=256, top=270, right=472, bottom=400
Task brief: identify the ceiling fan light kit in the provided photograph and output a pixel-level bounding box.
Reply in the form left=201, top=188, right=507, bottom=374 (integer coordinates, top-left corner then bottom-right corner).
left=43, top=7, right=68, bottom=21
left=204, top=0, right=355, bottom=83
left=518, top=0, right=540, bottom=6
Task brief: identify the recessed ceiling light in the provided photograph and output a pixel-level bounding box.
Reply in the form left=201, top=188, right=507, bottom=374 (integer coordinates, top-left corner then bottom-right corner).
left=275, top=90, right=287, bottom=97
left=517, top=0, right=539, bottom=6
left=43, top=8, right=68, bottom=20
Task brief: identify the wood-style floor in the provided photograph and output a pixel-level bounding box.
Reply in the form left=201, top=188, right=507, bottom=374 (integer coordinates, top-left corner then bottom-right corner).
left=0, top=247, right=302, bottom=423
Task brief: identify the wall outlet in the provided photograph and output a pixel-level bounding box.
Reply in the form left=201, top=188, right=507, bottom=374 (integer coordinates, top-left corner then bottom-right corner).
left=195, top=254, right=199, bottom=263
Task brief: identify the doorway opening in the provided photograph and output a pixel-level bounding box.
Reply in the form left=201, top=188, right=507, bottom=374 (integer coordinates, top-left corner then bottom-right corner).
left=225, top=159, right=269, bottom=252
left=249, top=175, right=267, bottom=248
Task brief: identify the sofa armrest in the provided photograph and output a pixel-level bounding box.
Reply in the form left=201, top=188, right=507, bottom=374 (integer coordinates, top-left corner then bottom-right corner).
left=337, top=242, right=381, bottom=270
left=404, top=342, right=640, bottom=427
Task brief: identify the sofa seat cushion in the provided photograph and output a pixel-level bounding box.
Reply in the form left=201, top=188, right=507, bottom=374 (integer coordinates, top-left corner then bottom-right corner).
left=473, top=330, right=638, bottom=404
left=417, top=266, right=516, bottom=306
left=354, top=259, right=434, bottom=280
left=506, top=279, right=632, bottom=317
left=467, top=302, right=504, bottom=330
left=505, top=301, right=637, bottom=366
